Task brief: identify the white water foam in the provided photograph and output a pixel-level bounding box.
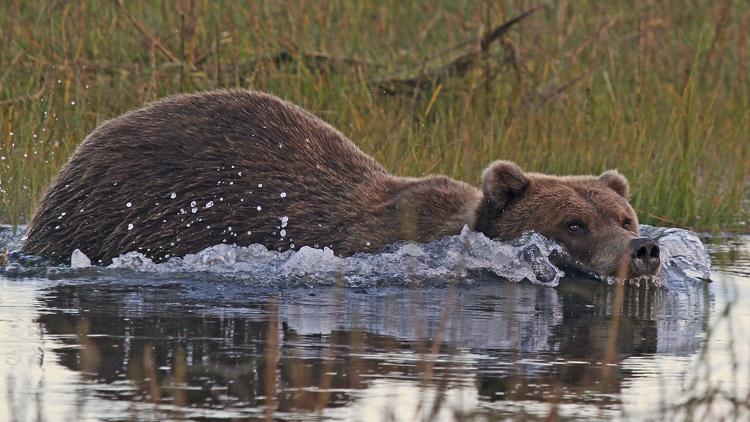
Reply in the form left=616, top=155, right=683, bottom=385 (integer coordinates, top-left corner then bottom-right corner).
left=107, top=227, right=565, bottom=287
left=1, top=224, right=711, bottom=288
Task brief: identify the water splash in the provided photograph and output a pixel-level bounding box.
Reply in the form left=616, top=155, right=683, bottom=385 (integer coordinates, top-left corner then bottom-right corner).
left=640, top=225, right=711, bottom=280
left=104, top=227, right=563, bottom=287
left=1, top=224, right=711, bottom=288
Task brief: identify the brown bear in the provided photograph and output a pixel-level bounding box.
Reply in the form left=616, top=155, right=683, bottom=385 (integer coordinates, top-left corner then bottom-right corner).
left=21, top=89, right=660, bottom=279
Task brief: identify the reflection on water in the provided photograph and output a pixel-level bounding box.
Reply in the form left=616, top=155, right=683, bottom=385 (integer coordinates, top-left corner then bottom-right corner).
left=0, top=237, right=749, bottom=420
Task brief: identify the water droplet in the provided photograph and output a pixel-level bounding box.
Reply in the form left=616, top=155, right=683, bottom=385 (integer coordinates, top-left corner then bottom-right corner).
left=280, top=229, right=287, bottom=237
left=190, top=200, right=197, bottom=207
left=256, top=205, right=262, bottom=211
left=280, top=192, right=287, bottom=198
left=127, top=223, right=134, bottom=230
left=170, top=192, right=177, bottom=199
left=238, top=171, right=242, bottom=176
left=206, top=200, right=214, bottom=208
left=257, top=183, right=263, bottom=188
left=191, top=207, right=198, bottom=213
left=366, top=241, right=371, bottom=246
left=126, top=202, right=132, bottom=208
left=290, top=243, right=295, bottom=249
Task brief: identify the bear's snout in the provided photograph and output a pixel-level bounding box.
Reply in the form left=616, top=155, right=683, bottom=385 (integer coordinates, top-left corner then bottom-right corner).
left=629, top=237, right=660, bottom=276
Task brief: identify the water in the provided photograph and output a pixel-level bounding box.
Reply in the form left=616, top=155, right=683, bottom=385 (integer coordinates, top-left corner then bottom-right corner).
left=0, top=226, right=747, bottom=421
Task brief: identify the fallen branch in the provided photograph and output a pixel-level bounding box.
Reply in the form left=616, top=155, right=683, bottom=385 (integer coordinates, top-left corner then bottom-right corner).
left=207, top=50, right=379, bottom=84
left=269, top=50, right=380, bottom=69
left=532, top=67, right=596, bottom=106
left=116, top=0, right=182, bottom=66
left=563, top=16, right=620, bottom=61
left=0, top=74, right=47, bottom=106
left=377, top=5, right=547, bottom=95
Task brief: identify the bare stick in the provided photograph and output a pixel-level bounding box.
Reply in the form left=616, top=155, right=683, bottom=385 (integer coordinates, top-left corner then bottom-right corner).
left=533, top=68, right=596, bottom=105
left=116, top=0, right=181, bottom=65
left=0, top=75, right=47, bottom=106
left=377, top=5, right=547, bottom=95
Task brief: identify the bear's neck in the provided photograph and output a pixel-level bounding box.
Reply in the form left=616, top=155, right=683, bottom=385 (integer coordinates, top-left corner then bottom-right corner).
left=346, top=176, right=483, bottom=248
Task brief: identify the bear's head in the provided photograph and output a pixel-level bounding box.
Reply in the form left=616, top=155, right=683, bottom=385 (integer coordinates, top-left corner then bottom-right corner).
left=475, top=160, right=660, bottom=279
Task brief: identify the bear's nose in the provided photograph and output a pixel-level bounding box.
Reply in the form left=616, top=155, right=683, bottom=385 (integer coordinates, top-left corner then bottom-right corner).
left=629, top=237, right=660, bottom=276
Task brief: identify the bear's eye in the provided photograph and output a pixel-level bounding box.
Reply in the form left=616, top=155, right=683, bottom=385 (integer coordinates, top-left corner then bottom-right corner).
left=623, top=218, right=632, bottom=230
left=567, top=220, right=586, bottom=234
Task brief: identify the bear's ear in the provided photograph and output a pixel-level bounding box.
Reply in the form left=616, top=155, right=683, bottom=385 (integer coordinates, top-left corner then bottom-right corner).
left=598, top=170, right=629, bottom=198
left=481, top=160, right=530, bottom=209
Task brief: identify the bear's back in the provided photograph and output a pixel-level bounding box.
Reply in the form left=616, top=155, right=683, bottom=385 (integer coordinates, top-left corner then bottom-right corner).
left=23, top=90, right=390, bottom=264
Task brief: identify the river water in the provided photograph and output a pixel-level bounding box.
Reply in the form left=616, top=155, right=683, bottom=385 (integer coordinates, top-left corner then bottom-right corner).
left=0, top=226, right=748, bottom=421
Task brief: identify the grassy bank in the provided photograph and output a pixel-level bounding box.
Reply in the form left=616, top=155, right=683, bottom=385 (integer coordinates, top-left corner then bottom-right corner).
left=1, top=0, right=748, bottom=230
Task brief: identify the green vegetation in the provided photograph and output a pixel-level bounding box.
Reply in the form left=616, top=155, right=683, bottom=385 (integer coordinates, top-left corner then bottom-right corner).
left=1, top=0, right=748, bottom=230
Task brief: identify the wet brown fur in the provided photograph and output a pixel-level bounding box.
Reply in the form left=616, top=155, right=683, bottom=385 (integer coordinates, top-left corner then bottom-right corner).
left=23, top=90, right=643, bottom=277
left=475, top=161, right=642, bottom=277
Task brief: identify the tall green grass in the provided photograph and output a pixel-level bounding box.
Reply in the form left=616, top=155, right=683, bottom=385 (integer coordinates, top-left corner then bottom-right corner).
left=1, top=0, right=748, bottom=230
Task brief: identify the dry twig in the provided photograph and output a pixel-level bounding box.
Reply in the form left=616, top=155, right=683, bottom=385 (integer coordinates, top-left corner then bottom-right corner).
left=116, top=0, right=182, bottom=65
left=377, top=5, right=547, bottom=95
left=0, top=74, right=47, bottom=106
left=532, top=68, right=596, bottom=106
